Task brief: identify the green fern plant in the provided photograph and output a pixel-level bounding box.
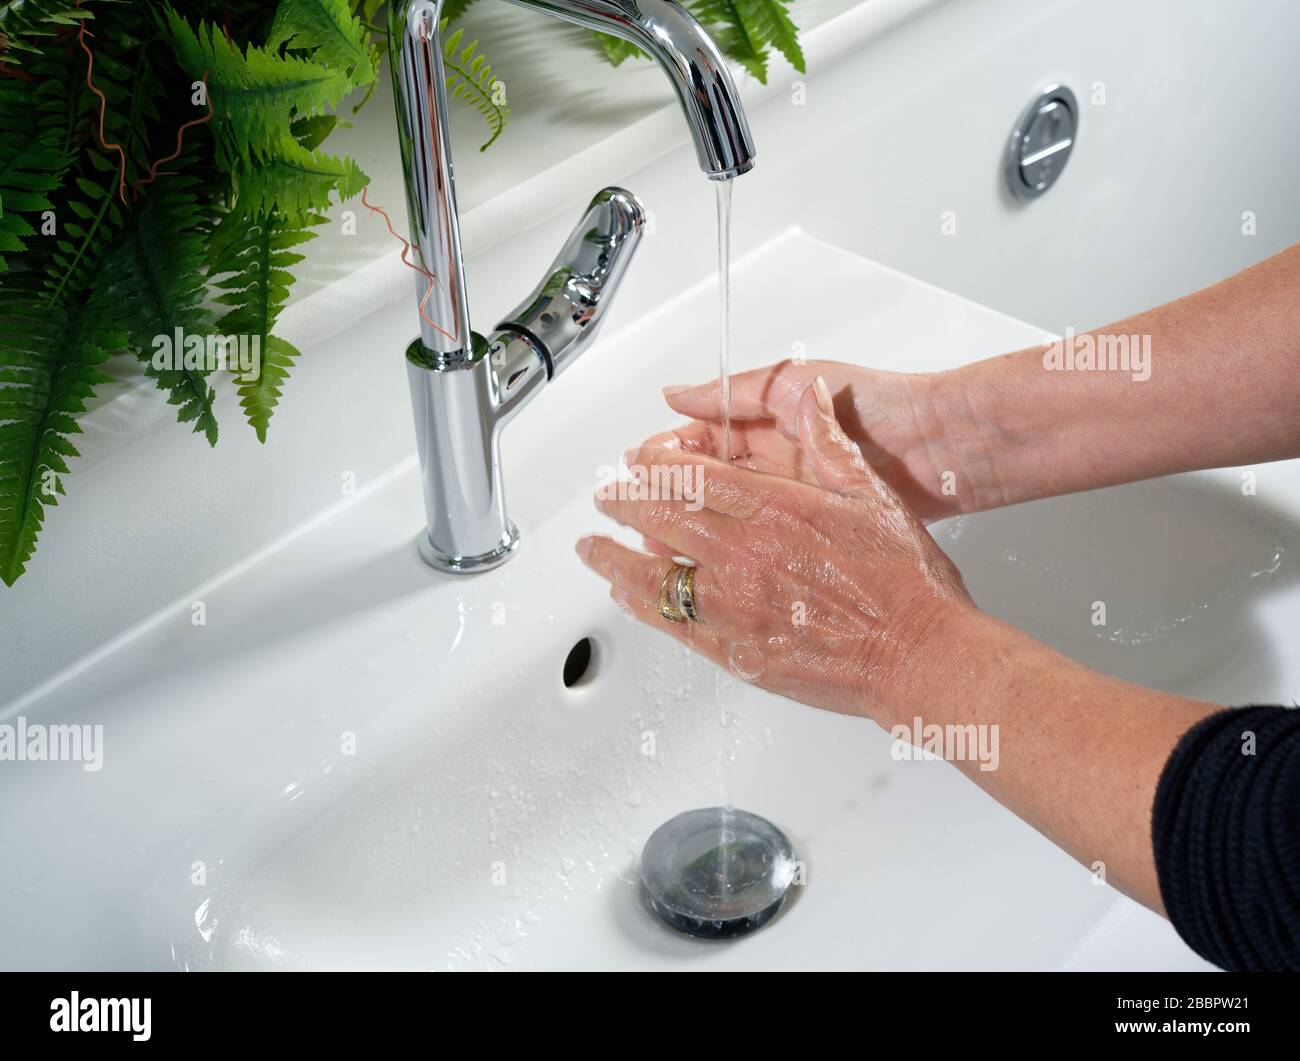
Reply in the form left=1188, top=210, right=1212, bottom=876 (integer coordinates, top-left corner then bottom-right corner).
left=0, top=0, right=374, bottom=582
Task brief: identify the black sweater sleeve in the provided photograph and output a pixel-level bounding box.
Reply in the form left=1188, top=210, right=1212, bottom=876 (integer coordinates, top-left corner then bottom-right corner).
left=1152, top=704, right=1300, bottom=971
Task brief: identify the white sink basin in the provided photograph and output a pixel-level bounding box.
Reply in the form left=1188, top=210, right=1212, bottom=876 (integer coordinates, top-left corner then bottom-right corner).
left=6, top=229, right=1276, bottom=969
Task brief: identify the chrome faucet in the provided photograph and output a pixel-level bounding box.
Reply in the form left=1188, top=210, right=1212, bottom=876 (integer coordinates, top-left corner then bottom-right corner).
left=389, top=0, right=756, bottom=572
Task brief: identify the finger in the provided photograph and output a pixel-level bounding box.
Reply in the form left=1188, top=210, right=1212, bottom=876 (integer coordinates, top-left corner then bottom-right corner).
left=642, top=420, right=812, bottom=479
left=662, top=360, right=830, bottom=425
left=577, top=535, right=726, bottom=626
left=621, top=442, right=766, bottom=520
left=609, top=585, right=728, bottom=667
left=593, top=483, right=734, bottom=562
left=576, top=535, right=679, bottom=603
left=642, top=420, right=751, bottom=460
left=794, top=376, right=893, bottom=502
left=640, top=535, right=679, bottom=558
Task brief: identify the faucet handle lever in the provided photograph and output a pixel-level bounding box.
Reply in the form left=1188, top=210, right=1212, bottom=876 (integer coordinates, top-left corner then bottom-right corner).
left=495, top=187, right=646, bottom=379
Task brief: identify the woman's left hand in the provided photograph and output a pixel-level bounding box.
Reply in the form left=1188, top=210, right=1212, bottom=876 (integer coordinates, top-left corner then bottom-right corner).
left=576, top=377, right=976, bottom=725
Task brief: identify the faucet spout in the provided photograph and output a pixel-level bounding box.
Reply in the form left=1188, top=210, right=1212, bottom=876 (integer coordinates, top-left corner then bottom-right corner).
left=502, top=0, right=757, bottom=180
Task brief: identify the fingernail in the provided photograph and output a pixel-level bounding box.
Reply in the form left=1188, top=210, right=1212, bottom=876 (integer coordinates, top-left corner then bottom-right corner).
left=662, top=385, right=691, bottom=398
left=575, top=536, right=594, bottom=561
left=813, top=375, right=835, bottom=417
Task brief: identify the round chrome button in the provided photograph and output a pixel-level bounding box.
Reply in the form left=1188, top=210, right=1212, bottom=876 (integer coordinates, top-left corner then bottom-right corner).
left=1005, top=84, right=1077, bottom=200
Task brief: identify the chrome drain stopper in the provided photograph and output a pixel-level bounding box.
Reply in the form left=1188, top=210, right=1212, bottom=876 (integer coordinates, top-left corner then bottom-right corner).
left=639, top=807, right=797, bottom=939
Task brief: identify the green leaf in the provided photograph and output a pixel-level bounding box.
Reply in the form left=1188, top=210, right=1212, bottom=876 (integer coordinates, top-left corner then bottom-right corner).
left=684, top=0, right=805, bottom=84
left=98, top=173, right=220, bottom=445
left=0, top=278, right=119, bottom=585
left=743, top=0, right=804, bottom=74
left=234, top=140, right=367, bottom=218
left=42, top=164, right=123, bottom=307
left=0, top=53, right=79, bottom=272
left=441, top=20, right=508, bottom=152
left=0, top=0, right=95, bottom=67
left=41, top=27, right=158, bottom=304
left=269, top=0, right=375, bottom=85
left=207, top=207, right=325, bottom=441
left=162, top=5, right=354, bottom=166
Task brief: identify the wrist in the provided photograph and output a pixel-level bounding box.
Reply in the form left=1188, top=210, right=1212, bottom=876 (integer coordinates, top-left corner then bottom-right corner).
left=880, top=601, right=1037, bottom=733
left=923, top=364, right=1023, bottom=515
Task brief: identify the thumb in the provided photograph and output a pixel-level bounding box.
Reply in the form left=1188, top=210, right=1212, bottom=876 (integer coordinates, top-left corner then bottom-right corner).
left=795, top=376, right=889, bottom=501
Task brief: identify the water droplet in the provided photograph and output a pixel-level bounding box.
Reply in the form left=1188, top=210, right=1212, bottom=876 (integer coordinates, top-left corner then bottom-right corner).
left=727, top=641, right=764, bottom=682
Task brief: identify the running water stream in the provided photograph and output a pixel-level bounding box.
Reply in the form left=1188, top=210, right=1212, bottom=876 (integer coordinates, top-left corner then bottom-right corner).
left=638, top=179, right=796, bottom=939
left=717, top=178, right=734, bottom=465
left=715, top=179, right=736, bottom=876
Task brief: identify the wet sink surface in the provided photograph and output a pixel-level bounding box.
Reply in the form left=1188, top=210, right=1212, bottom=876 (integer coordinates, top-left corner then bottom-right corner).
left=4, top=230, right=1286, bottom=969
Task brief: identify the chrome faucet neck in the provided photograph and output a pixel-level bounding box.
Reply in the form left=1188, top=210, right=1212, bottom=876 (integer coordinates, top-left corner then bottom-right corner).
left=388, top=0, right=755, bottom=572
left=389, top=0, right=473, bottom=357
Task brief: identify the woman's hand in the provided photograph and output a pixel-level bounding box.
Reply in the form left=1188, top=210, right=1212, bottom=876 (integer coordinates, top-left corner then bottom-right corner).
left=650, top=359, right=1004, bottom=523
left=661, top=244, right=1300, bottom=518
left=577, top=377, right=975, bottom=724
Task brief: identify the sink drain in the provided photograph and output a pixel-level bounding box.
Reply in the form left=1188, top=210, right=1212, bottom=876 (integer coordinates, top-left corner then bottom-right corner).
left=640, top=807, right=797, bottom=939
left=563, top=637, right=596, bottom=688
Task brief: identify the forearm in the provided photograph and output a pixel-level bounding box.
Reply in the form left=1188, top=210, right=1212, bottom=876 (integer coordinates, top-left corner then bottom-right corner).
left=933, top=242, right=1300, bottom=512
left=899, top=607, right=1220, bottom=911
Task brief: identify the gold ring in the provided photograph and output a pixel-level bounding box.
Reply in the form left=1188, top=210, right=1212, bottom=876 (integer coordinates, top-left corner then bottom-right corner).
left=675, top=564, right=702, bottom=623
left=658, top=563, right=689, bottom=623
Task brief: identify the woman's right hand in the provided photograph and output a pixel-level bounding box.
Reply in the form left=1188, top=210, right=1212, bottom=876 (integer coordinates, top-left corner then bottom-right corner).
left=649, top=359, right=1003, bottom=522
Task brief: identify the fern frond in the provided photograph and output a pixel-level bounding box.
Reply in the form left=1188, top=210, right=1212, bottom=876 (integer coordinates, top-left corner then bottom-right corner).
left=207, top=207, right=324, bottom=441
left=42, top=161, right=125, bottom=307
left=0, top=74, right=70, bottom=272
left=687, top=0, right=805, bottom=84
left=235, top=141, right=365, bottom=219
left=0, top=279, right=119, bottom=585
left=269, top=0, right=374, bottom=85
left=42, top=29, right=158, bottom=304
left=99, top=173, right=220, bottom=445
left=0, top=0, right=93, bottom=67
left=442, top=22, right=507, bottom=152
left=739, top=0, right=803, bottom=74
left=162, top=5, right=354, bottom=165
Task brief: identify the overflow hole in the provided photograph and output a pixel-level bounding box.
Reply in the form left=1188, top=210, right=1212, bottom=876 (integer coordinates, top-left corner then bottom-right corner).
left=563, top=637, right=597, bottom=688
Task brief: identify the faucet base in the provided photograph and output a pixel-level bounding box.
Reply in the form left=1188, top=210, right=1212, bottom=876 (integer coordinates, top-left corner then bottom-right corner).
left=417, top=523, right=521, bottom=573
